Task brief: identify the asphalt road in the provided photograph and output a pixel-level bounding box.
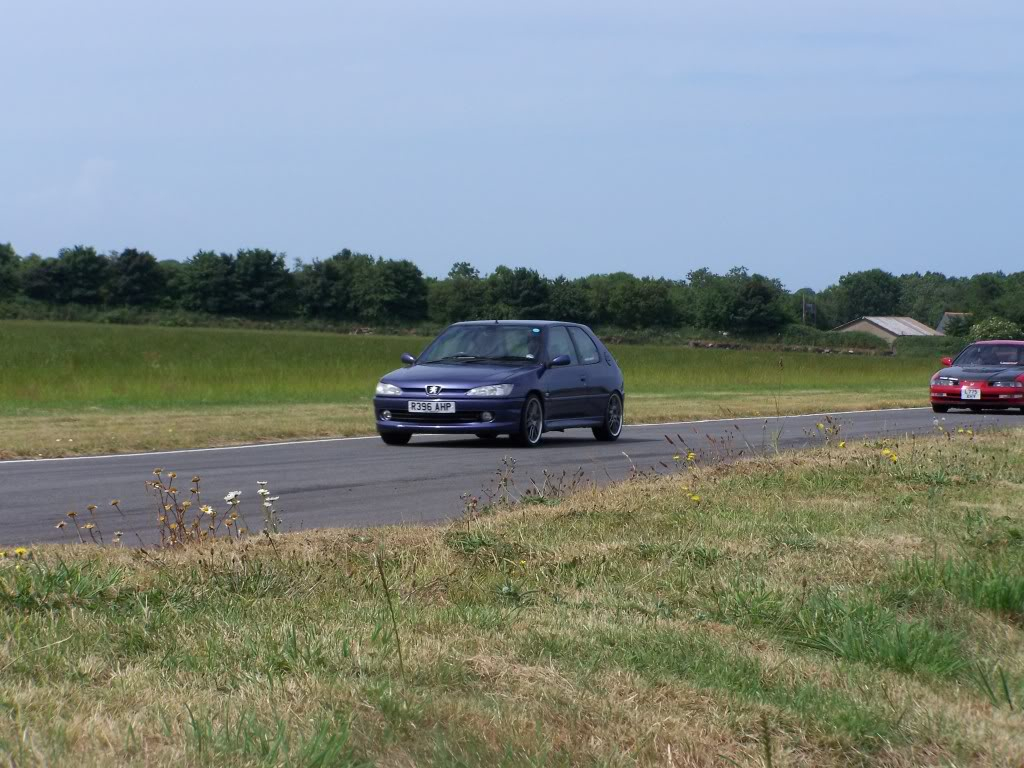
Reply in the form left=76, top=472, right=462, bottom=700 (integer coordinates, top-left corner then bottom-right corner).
left=1, top=407, right=1021, bottom=547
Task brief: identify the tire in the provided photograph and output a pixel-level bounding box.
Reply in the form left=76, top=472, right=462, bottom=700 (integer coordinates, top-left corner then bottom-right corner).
left=931, top=404, right=949, bottom=414
left=379, top=432, right=412, bottom=446
left=593, top=393, right=624, bottom=441
left=513, top=396, right=544, bottom=447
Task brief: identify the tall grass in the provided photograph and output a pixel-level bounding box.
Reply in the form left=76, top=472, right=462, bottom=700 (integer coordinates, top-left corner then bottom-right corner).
left=0, top=320, right=936, bottom=413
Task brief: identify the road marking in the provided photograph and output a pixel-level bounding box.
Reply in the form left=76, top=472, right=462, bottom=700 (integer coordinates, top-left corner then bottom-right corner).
left=0, top=407, right=934, bottom=466
left=630, top=406, right=931, bottom=427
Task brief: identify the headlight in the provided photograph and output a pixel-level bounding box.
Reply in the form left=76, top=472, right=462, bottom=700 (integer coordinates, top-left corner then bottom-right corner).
left=466, top=383, right=514, bottom=397
left=992, top=381, right=1024, bottom=389
left=375, top=382, right=402, bottom=396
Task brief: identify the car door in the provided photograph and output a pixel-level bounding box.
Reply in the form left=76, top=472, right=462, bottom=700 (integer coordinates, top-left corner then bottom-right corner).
left=541, top=326, right=586, bottom=420
left=568, top=326, right=607, bottom=418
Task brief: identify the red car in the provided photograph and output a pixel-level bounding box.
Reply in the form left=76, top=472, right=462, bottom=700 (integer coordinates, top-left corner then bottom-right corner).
left=930, top=340, right=1024, bottom=413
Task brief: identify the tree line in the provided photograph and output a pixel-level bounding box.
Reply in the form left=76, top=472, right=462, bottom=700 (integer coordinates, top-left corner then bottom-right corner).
left=1, top=242, right=1022, bottom=334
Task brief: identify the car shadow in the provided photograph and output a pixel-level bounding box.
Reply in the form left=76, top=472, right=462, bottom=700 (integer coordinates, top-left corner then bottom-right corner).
left=405, top=434, right=649, bottom=449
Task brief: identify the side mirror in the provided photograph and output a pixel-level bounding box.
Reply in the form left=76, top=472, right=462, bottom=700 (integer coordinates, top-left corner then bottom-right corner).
left=401, top=353, right=416, bottom=365
left=549, top=354, right=571, bottom=367
left=941, top=357, right=952, bottom=367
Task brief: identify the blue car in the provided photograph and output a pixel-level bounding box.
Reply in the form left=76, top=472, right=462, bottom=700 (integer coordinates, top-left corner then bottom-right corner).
left=373, top=320, right=625, bottom=447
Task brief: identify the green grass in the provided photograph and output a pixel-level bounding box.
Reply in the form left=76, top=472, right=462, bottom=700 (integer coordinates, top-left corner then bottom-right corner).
left=0, top=319, right=938, bottom=413
left=2, top=430, right=1024, bottom=765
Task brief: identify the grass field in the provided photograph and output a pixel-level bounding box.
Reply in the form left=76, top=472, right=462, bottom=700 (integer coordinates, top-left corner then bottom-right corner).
left=0, top=320, right=938, bottom=457
left=2, top=429, right=1022, bottom=765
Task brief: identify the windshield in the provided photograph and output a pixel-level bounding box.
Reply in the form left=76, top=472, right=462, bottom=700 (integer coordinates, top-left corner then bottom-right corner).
left=420, top=325, right=543, bottom=364
left=954, top=344, right=1024, bottom=367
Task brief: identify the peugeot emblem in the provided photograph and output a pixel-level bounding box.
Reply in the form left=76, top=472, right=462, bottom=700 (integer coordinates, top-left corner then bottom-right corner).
left=426, top=385, right=443, bottom=395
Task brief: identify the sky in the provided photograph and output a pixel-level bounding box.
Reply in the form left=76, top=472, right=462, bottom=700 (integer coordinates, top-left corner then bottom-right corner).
left=1, top=1, right=1021, bottom=290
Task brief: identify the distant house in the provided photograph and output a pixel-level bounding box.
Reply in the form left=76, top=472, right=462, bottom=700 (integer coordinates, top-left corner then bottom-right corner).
left=833, top=316, right=944, bottom=344
left=936, top=312, right=972, bottom=334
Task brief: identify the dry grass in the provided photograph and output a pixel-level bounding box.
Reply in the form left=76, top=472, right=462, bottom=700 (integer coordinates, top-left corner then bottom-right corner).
left=2, top=430, right=1023, bottom=766
left=0, top=390, right=923, bottom=459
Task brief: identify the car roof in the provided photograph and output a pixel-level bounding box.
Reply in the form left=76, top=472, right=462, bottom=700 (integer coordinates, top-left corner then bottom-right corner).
left=450, top=320, right=586, bottom=328
left=970, top=340, right=1024, bottom=345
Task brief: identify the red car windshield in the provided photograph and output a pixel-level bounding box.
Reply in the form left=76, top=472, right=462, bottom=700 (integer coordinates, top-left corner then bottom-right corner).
left=954, top=344, right=1024, bottom=366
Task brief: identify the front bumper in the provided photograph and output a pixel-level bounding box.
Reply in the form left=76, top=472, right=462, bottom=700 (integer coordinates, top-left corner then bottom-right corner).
left=930, top=385, right=1024, bottom=408
left=373, top=396, right=523, bottom=434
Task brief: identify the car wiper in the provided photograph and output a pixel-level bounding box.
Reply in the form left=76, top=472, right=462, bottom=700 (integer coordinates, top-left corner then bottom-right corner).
left=420, top=354, right=485, bottom=364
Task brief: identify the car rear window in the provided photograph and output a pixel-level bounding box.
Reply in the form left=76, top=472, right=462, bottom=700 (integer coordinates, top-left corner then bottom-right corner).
left=569, top=327, right=601, bottom=364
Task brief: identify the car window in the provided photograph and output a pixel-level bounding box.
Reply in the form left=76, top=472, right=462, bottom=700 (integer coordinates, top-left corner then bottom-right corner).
left=955, top=344, right=1024, bottom=366
left=421, top=325, right=541, bottom=362
left=546, top=326, right=578, bottom=364
left=569, top=327, right=601, bottom=365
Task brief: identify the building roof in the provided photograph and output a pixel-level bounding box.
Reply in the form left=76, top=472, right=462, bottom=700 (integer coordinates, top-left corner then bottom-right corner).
left=834, top=316, right=944, bottom=337
left=936, top=311, right=972, bottom=333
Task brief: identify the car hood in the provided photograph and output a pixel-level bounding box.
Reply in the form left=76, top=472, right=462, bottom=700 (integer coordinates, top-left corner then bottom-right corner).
left=381, top=362, right=536, bottom=389
left=937, top=365, right=1024, bottom=383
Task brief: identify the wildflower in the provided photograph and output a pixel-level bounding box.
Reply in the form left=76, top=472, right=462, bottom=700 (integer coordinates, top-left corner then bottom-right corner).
left=0, top=551, right=5, bottom=558
left=55, top=520, right=66, bottom=529
left=268, top=496, right=279, bottom=502
left=169, top=522, right=178, bottom=530
left=890, top=454, right=899, bottom=463
left=83, top=523, right=95, bottom=530
left=66, top=510, right=77, bottom=518
left=838, top=441, right=846, bottom=448
left=168, top=472, right=177, bottom=479
left=14, top=547, right=28, bottom=558
left=181, top=500, right=192, bottom=509
left=672, top=453, right=681, bottom=462
left=687, top=451, right=696, bottom=462
left=225, top=519, right=234, bottom=526
left=224, top=491, right=241, bottom=504
left=257, top=481, right=268, bottom=487
left=158, top=515, right=167, bottom=523
left=200, top=505, right=215, bottom=516
left=882, top=449, right=892, bottom=456
left=690, top=494, right=701, bottom=503
left=519, top=560, right=526, bottom=566
left=957, top=427, right=965, bottom=434
left=263, top=501, right=272, bottom=509
left=192, top=476, right=200, bottom=483
left=257, top=488, right=270, bottom=497
left=110, top=499, right=120, bottom=507
left=816, top=422, right=825, bottom=431
left=87, top=504, right=97, bottom=512
left=153, top=468, right=163, bottom=475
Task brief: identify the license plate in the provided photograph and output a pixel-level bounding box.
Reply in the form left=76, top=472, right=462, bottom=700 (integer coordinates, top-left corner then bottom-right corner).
left=961, top=387, right=981, bottom=401
left=408, top=400, right=456, bottom=413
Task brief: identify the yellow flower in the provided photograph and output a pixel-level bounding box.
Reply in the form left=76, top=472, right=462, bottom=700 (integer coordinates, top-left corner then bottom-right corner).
left=838, top=441, right=846, bottom=448
left=690, top=494, right=701, bottom=503
left=890, top=454, right=898, bottom=463
left=14, top=547, right=28, bottom=558
left=882, top=449, right=892, bottom=456
left=687, top=451, right=696, bottom=462
left=519, top=560, right=527, bottom=566
left=169, top=522, right=178, bottom=530
left=816, top=422, right=825, bottom=431
left=672, top=454, right=681, bottom=462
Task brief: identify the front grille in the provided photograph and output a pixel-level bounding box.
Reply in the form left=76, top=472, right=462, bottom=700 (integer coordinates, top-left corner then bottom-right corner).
left=386, top=410, right=484, bottom=424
